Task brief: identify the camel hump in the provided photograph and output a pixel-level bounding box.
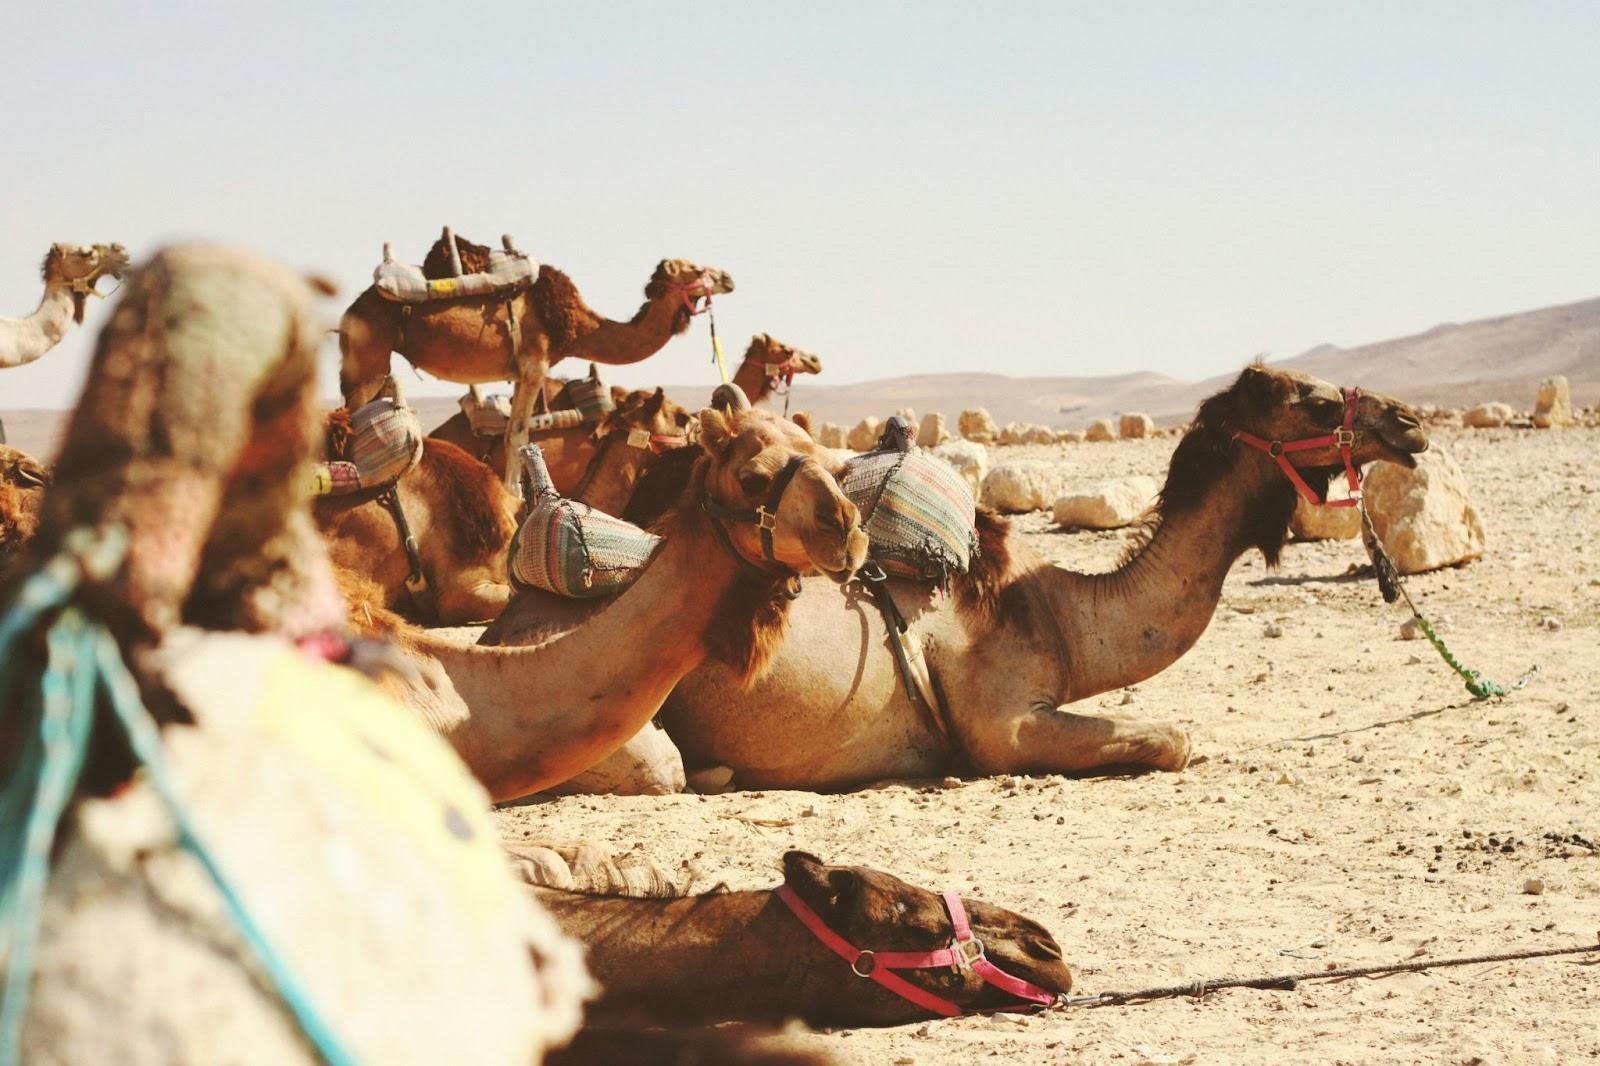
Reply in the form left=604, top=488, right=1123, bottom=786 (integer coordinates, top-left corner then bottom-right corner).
left=422, top=231, right=494, bottom=279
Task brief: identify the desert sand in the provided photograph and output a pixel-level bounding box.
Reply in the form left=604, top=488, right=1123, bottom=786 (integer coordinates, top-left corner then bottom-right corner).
left=497, top=425, right=1598, bottom=1065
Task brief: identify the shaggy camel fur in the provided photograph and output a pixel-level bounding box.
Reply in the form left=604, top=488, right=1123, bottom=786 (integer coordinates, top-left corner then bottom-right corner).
left=429, top=385, right=696, bottom=515
left=0, top=242, right=129, bottom=368
left=537, top=850, right=1073, bottom=1026
left=488, top=366, right=1430, bottom=790
left=13, top=244, right=582, bottom=1065
left=0, top=444, right=49, bottom=566
left=315, top=435, right=519, bottom=625
left=731, top=332, right=823, bottom=408
left=339, top=232, right=731, bottom=490
left=369, top=397, right=868, bottom=803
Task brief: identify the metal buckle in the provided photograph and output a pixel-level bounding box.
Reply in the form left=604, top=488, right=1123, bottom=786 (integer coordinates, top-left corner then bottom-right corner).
left=627, top=428, right=651, bottom=449
left=952, top=936, right=985, bottom=971
left=756, top=506, right=778, bottom=532
left=851, top=950, right=877, bottom=977
left=1267, top=441, right=1285, bottom=457
left=1334, top=428, right=1355, bottom=448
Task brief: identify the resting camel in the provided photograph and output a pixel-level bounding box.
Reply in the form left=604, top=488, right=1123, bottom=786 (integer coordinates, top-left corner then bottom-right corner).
left=9, top=243, right=583, bottom=1065
left=0, top=242, right=129, bottom=369
left=486, top=365, right=1429, bottom=790
left=366, top=391, right=868, bottom=803
left=339, top=232, right=732, bottom=490
left=539, top=850, right=1073, bottom=1026
left=0, top=443, right=49, bottom=566
left=429, top=384, right=696, bottom=515
left=732, top=332, right=823, bottom=409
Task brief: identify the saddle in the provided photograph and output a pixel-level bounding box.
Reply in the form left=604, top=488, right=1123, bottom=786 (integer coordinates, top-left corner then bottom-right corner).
left=460, top=365, right=617, bottom=439
left=312, top=377, right=424, bottom=498
left=840, top=416, right=979, bottom=584
left=372, top=228, right=538, bottom=304
left=507, top=444, right=659, bottom=598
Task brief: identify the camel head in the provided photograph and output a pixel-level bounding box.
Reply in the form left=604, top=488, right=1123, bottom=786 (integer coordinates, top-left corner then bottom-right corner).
left=1211, top=364, right=1428, bottom=471
left=0, top=445, right=51, bottom=566
left=42, top=243, right=131, bottom=321
left=696, top=402, right=866, bottom=582
left=745, top=333, right=823, bottom=377
left=600, top=386, right=694, bottom=442
left=645, top=259, right=735, bottom=330
left=779, top=851, right=1073, bottom=1023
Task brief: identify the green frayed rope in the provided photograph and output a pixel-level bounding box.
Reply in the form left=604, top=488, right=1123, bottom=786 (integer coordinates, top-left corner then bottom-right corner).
left=0, top=527, right=359, bottom=1066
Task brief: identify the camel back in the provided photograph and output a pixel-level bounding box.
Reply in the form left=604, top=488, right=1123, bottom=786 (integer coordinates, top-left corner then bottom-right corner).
left=840, top=418, right=979, bottom=583
left=371, top=231, right=537, bottom=304
left=507, top=445, right=659, bottom=597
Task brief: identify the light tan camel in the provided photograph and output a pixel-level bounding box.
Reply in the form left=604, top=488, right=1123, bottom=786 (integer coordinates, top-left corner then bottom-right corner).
left=338, top=236, right=732, bottom=490
left=731, top=333, right=823, bottom=408
left=537, top=850, right=1073, bottom=1026
left=487, top=365, right=1429, bottom=790
left=12, top=244, right=583, bottom=1065
left=429, top=385, right=696, bottom=515
left=368, top=394, right=868, bottom=803
left=0, top=242, right=129, bottom=368
left=0, top=443, right=49, bottom=566
left=315, top=434, right=520, bottom=625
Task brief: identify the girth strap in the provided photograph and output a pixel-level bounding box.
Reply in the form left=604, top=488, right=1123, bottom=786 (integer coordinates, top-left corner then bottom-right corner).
left=857, top=563, right=951, bottom=748
left=379, top=490, right=429, bottom=606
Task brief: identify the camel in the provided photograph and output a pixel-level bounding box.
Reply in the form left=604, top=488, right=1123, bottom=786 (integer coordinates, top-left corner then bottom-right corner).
left=0, top=443, right=49, bottom=566
left=486, top=365, right=1430, bottom=790
left=338, top=232, right=732, bottom=490
left=315, top=435, right=520, bottom=625
left=537, top=850, right=1073, bottom=1027
left=732, top=332, right=823, bottom=409
left=429, top=384, right=696, bottom=515
left=0, top=242, right=129, bottom=369
left=365, top=390, right=868, bottom=803
left=8, top=243, right=584, bottom=1065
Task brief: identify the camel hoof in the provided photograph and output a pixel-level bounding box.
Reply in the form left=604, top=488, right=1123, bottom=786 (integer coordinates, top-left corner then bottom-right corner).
left=567, top=842, right=679, bottom=897
left=504, top=845, right=575, bottom=890
left=1156, top=727, right=1193, bottom=772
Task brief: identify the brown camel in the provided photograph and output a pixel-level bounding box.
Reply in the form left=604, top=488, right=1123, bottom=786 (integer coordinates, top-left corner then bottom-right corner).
left=338, top=233, right=732, bottom=490
left=0, top=242, right=129, bottom=369
left=314, top=434, right=519, bottom=625
left=11, top=243, right=581, bottom=1065
left=369, top=393, right=868, bottom=802
left=537, top=850, right=1073, bottom=1026
left=0, top=444, right=49, bottom=566
left=731, top=332, right=823, bottom=409
left=487, top=365, right=1430, bottom=790
left=429, top=385, right=696, bottom=516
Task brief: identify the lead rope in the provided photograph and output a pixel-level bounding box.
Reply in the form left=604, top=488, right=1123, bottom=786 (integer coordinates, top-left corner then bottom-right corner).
left=0, top=527, right=361, bottom=1066
left=1358, top=502, right=1538, bottom=700
left=707, top=301, right=729, bottom=385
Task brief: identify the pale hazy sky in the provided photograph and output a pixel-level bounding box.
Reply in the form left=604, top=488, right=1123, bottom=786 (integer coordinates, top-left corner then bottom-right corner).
left=3, top=1, right=1597, bottom=409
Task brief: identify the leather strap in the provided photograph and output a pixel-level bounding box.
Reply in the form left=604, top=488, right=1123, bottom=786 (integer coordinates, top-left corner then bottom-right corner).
left=379, top=490, right=429, bottom=603
left=1234, top=387, right=1362, bottom=508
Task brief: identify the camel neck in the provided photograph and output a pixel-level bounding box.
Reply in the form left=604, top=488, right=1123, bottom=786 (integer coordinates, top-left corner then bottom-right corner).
left=568, top=432, right=651, bottom=515
left=0, top=284, right=76, bottom=369
left=565, top=296, right=686, bottom=366
left=1039, top=452, right=1291, bottom=701
left=730, top=360, right=776, bottom=405
left=410, top=507, right=754, bottom=800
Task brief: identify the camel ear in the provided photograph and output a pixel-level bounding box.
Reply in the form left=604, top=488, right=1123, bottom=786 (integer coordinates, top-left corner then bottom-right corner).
left=790, top=411, right=813, bottom=435
left=644, top=387, right=665, bottom=414
left=304, top=273, right=338, bottom=297
left=698, top=408, right=733, bottom=454
left=1235, top=364, right=1285, bottom=411
left=782, top=851, right=857, bottom=910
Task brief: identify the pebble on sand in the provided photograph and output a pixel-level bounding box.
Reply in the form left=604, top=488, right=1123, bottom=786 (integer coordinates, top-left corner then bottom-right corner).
left=1522, top=878, right=1545, bottom=895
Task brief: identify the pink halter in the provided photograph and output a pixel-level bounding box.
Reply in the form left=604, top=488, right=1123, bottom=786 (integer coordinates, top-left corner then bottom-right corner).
left=670, top=269, right=718, bottom=316
left=1233, top=386, right=1363, bottom=508
left=774, top=884, right=1059, bottom=1017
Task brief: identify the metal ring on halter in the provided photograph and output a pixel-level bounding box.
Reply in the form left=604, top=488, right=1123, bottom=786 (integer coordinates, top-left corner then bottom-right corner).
left=852, top=951, right=877, bottom=977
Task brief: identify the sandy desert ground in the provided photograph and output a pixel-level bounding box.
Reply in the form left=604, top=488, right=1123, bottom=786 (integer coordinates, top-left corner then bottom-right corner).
left=491, top=425, right=1598, bottom=1065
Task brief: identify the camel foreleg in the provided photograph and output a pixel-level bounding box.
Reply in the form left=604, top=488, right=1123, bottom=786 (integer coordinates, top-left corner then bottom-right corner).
left=963, top=702, right=1191, bottom=775
left=503, top=358, right=550, bottom=494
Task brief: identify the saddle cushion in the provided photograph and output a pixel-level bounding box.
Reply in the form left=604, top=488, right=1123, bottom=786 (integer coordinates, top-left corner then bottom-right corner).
left=840, top=447, right=979, bottom=583
left=311, top=397, right=424, bottom=497
left=459, top=391, right=513, bottom=438
left=508, top=499, right=659, bottom=598
left=374, top=249, right=538, bottom=304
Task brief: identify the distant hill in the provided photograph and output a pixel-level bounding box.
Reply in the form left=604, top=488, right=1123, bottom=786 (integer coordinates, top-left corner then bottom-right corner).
left=6, top=294, right=1596, bottom=456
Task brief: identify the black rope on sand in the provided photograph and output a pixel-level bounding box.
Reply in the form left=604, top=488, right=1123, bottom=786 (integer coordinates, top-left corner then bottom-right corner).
left=1060, top=937, right=1600, bottom=1007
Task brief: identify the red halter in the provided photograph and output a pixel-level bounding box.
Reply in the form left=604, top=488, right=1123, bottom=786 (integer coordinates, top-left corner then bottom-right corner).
left=670, top=269, right=718, bottom=316
left=1233, top=386, right=1362, bottom=508
left=745, top=355, right=798, bottom=389
left=774, top=884, right=1059, bottom=1018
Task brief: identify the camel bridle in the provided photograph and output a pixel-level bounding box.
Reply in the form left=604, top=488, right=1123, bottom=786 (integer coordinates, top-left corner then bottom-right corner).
left=701, top=453, right=811, bottom=598
left=1233, top=386, right=1363, bottom=508
left=775, top=883, right=1059, bottom=1018
left=670, top=269, right=720, bottom=317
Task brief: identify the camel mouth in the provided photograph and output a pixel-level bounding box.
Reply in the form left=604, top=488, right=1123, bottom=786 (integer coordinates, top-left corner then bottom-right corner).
left=1374, top=413, right=1428, bottom=467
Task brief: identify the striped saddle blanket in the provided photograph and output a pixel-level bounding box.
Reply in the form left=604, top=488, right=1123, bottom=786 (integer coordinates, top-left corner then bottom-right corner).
left=311, top=395, right=424, bottom=497
left=840, top=419, right=978, bottom=583
left=508, top=445, right=659, bottom=598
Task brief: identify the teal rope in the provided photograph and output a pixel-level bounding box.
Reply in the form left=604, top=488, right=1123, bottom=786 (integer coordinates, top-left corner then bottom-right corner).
left=0, top=529, right=360, bottom=1066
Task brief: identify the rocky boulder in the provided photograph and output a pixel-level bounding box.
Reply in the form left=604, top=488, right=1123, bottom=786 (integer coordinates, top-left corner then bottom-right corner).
left=1084, top=418, right=1117, bottom=442
left=958, top=408, right=1000, bottom=444
left=1054, top=429, right=1085, bottom=444
left=817, top=422, right=847, bottom=449
left=930, top=440, right=989, bottom=496
left=1118, top=412, right=1155, bottom=439
left=916, top=412, right=949, bottom=447
left=1361, top=446, right=1486, bottom=574
left=846, top=417, right=882, bottom=452
left=1051, top=476, right=1158, bottom=529
left=981, top=461, right=1068, bottom=513
left=1533, top=375, right=1573, bottom=428
left=1021, top=424, right=1057, bottom=445
left=998, top=422, right=1027, bottom=446
left=1463, top=402, right=1514, bottom=428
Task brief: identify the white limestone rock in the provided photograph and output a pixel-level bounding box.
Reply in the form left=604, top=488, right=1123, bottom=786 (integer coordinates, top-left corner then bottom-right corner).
left=1463, top=402, right=1513, bottom=428
left=1118, top=412, right=1156, bottom=439
left=817, top=422, right=847, bottom=449
left=930, top=440, right=990, bottom=496
left=981, top=461, right=1068, bottom=513
left=846, top=417, right=882, bottom=452
left=916, top=412, right=950, bottom=448
left=1532, top=376, right=1573, bottom=428
left=959, top=408, right=1000, bottom=444
left=1361, top=446, right=1486, bottom=574
left=1051, top=476, right=1159, bottom=529
left=1084, top=418, right=1117, bottom=442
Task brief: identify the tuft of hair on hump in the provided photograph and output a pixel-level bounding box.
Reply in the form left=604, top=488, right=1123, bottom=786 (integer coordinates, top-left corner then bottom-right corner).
left=530, top=265, right=601, bottom=352
left=420, top=232, right=493, bottom=278
left=421, top=438, right=517, bottom=557
left=953, top=508, right=1043, bottom=638
left=324, top=407, right=353, bottom=460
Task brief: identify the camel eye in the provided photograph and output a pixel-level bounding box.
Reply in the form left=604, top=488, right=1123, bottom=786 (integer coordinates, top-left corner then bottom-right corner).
left=1305, top=395, right=1341, bottom=420
left=739, top=471, right=772, bottom=498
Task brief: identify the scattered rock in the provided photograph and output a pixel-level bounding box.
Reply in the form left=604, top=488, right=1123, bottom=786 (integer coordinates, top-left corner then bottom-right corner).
left=1532, top=376, right=1572, bottom=428
left=846, top=416, right=882, bottom=452
left=1361, top=445, right=1487, bottom=574
left=1399, top=618, right=1424, bottom=641
left=1021, top=424, right=1057, bottom=445
left=1522, top=878, right=1545, bottom=896
left=687, top=765, right=735, bottom=794
left=1463, top=401, right=1514, bottom=428
left=915, top=412, right=949, bottom=448
left=1054, top=429, right=1085, bottom=444
left=1289, top=492, right=1362, bottom=541
left=1118, top=412, right=1155, bottom=439
left=940, top=776, right=963, bottom=790
left=958, top=408, right=999, bottom=444
left=816, top=422, right=847, bottom=449
left=982, top=461, right=1069, bottom=513
left=1264, top=622, right=1284, bottom=638
left=1540, top=616, right=1562, bottom=632
left=930, top=440, right=989, bottom=496
left=1051, top=475, right=1159, bottom=529
left=998, top=422, right=1027, bottom=446
left=1084, top=418, right=1117, bottom=442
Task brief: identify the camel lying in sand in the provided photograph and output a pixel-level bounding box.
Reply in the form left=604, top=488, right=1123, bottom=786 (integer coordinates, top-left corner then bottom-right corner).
left=538, top=850, right=1073, bottom=1026
left=366, top=389, right=868, bottom=803
left=0, top=242, right=128, bottom=369
left=0, top=443, right=49, bottom=565
left=339, top=231, right=731, bottom=489
left=8, top=244, right=583, bottom=1064
left=486, top=365, right=1429, bottom=790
